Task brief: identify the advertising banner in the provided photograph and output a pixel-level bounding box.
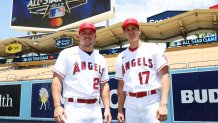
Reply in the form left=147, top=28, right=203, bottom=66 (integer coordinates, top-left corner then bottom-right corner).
left=11, top=0, right=115, bottom=32
left=166, top=35, right=218, bottom=48
left=5, top=43, right=22, bottom=54
left=31, top=82, right=54, bottom=118
left=171, top=71, right=218, bottom=122
left=147, top=10, right=187, bottom=23
left=99, top=48, right=126, bottom=55
left=55, top=37, right=73, bottom=48
left=0, top=84, right=21, bottom=117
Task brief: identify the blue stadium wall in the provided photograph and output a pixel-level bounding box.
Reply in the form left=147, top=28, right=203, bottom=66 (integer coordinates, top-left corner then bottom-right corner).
left=0, top=66, right=218, bottom=123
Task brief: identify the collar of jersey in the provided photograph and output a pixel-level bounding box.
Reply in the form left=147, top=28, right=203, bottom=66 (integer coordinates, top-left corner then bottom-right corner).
left=128, top=47, right=138, bottom=52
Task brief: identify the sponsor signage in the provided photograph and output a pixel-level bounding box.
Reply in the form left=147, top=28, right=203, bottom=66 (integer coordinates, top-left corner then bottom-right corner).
left=31, top=83, right=54, bottom=118
left=5, top=44, right=22, bottom=54
left=0, top=84, right=21, bottom=117
left=147, top=10, right=187, bottom=23
left=99, top=47, right=126, bottom=55
left=171, top=71, right=218, bottom=121
left=55, top=37, right=73, bottom=48
left=166, top=35, right=218, bottom=48
left=21, top=54, right=58, bottom=62
left=11, top=0, right=115, bottom=32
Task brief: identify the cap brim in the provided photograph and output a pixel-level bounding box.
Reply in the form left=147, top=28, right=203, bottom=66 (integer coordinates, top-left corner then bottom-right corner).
left=122, top=23, right=139, bottom=30
left=79, top=28, right=96, bottom=34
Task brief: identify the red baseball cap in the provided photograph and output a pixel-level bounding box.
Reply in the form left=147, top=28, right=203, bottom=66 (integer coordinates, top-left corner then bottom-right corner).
left=79, top=22, right=96, bottom=34
left=122, top=18, right=139, bottom=30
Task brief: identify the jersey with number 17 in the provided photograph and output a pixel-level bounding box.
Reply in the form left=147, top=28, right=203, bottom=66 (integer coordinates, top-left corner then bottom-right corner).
left=115, top=43, right=168, bottom=92
left=52, top=46, right=109, bottom=98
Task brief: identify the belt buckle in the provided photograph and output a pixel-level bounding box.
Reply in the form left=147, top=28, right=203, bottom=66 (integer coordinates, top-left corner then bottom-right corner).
left=136, top=93, right=139, bottom=98
left=147, top=91, right=150, bottom=96
left=74, top=97, right=77, bottom=103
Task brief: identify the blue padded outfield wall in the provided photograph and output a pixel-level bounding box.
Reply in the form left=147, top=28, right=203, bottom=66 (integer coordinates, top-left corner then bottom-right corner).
left=0, top=66, right=218, bottom=123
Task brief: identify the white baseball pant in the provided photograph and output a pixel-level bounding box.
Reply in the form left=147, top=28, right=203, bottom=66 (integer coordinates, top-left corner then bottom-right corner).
left=125, top=90, right=165, bottom=123
left=63, top=99, right=102, bottom=123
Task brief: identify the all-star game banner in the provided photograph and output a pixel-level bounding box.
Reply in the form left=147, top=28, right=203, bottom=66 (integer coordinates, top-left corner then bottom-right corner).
left=11, top=0, right=115, bottom=31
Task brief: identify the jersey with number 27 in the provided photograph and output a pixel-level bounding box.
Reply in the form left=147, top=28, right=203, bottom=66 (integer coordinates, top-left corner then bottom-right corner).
left=115, top=43, right=168, bottom=92
left=52, top=46, right=109, bottom=98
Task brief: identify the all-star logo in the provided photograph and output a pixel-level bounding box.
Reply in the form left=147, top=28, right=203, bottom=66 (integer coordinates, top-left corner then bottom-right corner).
left=27, top=0, right=87, bottom=18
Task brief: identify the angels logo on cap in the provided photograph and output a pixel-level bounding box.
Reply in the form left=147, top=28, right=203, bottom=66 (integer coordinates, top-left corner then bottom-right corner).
left=79, top=22, right=96, bottom=34
left=84, top=23, right=91, bottom=28
left=122, top=18, right=139, bottom=30
left=127, top=18, right=133, bottom=23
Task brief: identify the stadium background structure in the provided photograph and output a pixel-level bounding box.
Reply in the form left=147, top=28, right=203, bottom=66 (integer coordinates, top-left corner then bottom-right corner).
left=1, top=9, right=218, bottom=123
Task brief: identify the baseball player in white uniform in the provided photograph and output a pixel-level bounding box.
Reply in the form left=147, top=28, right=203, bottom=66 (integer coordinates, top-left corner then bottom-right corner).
left=115, top=18, right=170, bottom=123
left=52, top=22, right=112, bottom=123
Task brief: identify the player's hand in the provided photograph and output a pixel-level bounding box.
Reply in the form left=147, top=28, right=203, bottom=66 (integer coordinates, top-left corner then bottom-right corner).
left=156, top=104, right=168, bottom=121
left=54, top=106, right=67, bottom=123
left=117, top=110, right=125, bottom=123
left=104, top=110, right=112, bottom=123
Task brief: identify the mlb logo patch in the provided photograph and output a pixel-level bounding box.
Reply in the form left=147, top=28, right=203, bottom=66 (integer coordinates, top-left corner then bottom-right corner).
left=49, top=6, right=65, bottom=18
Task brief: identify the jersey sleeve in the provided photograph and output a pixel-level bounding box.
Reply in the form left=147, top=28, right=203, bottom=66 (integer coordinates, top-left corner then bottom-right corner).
left=52, top=49, right=68, bottom=78
left=100, top=57, right=109, bottom=83
left=115, top=53, right=123, bottom=80
left=153, top=44, right=169, bottom=71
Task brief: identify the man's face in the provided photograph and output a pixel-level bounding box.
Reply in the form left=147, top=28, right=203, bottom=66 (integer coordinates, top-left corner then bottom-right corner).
left=124, top=25, right=140, bottom=42
left=78, top=29, right=96, bottom=49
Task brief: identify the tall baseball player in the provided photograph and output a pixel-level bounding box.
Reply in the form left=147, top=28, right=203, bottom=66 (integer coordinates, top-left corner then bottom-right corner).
left=52, top=22, right=112, bottom=123
left=115, top=18, right=170, bottom=123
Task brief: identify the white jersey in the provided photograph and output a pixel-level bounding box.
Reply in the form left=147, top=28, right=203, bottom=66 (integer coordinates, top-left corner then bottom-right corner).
left=52, top=46, right=109, bottom=98
left=115, top=42, right=168, bottom=92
